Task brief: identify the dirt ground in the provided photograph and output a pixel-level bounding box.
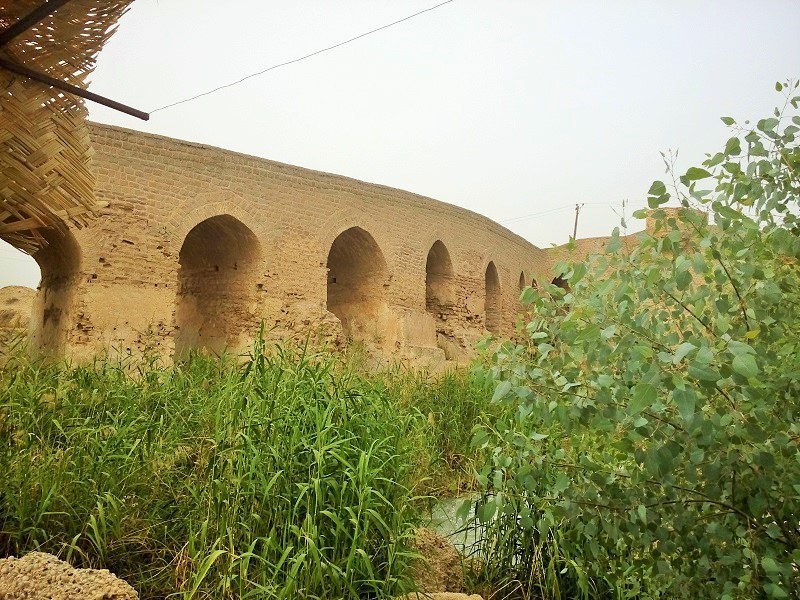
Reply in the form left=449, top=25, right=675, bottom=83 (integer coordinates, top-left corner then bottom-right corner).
left=410, top=527, right=467, bottom=594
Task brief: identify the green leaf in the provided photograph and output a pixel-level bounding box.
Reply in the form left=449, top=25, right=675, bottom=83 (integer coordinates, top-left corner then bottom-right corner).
left=648, top=180, right=667, bottom=196
left=721, top=116, right=735, bottom=125
left=764, top=583, right=788, bottom=599
left=724, top=137, right=741, bottom=156
left=696, top=346, right=714, bottom=364
left=757, top=118, right=779, bottom=132
left=673, top=342, right=697, bottom=364
left=478, top=501, right=496, bottom=522
left=601, top=325, right=616, bottom=339
left=629, top=383, right=656, bottom=415
left=688, top=363, right=719, bottom=382
left=732, top=354, right=759, bottom=378
left=706, top=152, right=725, bottom=167
left=717, top=205, right=743, bottom=220
left=189, top=550, right=228, bottom=598
left=685, top=167, right=712, bottom=181
left=676, top=270, right=692, bottom=290
left=727, top=341, right=755, bottom=356
left=673, top=388, right=696, bottom=422
left=456, top=499, right=473, bottom=522
left=571, top=262, right=588, bottom=284
left=492, top=380, right=512, bottom=402
left=521, top=286, right=538, bottom=305
left=597, top=374, right=613, bottom=388
left=471, top=428, right=490, bottom=449
left=575, top=324, right=601, bottom=344
left=761, top=556, right=779, bottom=574
left=553, top=473, right=569, bottom=494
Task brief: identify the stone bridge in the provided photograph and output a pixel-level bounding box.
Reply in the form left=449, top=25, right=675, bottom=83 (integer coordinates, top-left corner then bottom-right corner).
left=27, top=123, right=554, bottom=362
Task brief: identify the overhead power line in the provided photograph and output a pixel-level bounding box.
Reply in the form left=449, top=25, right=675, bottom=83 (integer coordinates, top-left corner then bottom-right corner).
left=150, top=0, right=456, bottom=114
left=500, top=206, right=572, bottom=224
left=499, top=201, right=650, bottom=226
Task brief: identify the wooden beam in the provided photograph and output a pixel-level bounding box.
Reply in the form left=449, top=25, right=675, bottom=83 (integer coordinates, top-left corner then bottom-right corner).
left=0, top=57, right=150, bottom=121
left=0, top=0, right=73, bottom=48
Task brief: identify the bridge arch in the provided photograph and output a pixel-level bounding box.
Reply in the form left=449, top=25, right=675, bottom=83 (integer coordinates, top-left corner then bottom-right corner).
left=552, top=274, right=570, bottom=291
left=326, top=226, right=388, bottom=344
left=169, top=195, right=268, bottom=252
left=425, top=240, right=455, bottom=314
left=174, top=214, right=261, bottom=357
left=484, top=261, right=502, bottom=334
left=29, top=227, right=82, bottom=357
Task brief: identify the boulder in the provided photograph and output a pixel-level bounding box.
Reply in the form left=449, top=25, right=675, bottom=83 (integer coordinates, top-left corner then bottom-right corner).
left=0, top=552, right=138, bottom=600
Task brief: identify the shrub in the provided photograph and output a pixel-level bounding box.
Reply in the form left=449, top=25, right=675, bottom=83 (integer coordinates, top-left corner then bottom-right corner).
left=472, top=81, right=800, bottom=599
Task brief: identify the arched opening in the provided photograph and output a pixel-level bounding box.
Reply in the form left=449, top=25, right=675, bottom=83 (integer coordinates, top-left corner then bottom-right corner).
left=29, top=227, right=81, bottom=356
left=425, top=240, right=455, bottom=315
left=175, top=215, right=260, bottom=357
left=484, top=261, right=501, bottom=334
left=552, top=275, right=570, bottom=291
left=0, top=239, right=39, bottom=341
left=0, top=239, right=40, bottom=289
left=326, top=227, right=388, bottom=344
left=518, top=271, right=526, bottom=292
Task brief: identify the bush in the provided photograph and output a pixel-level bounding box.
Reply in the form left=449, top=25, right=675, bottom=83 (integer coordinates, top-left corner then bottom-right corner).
left=472, top=81, right=800, bottom=599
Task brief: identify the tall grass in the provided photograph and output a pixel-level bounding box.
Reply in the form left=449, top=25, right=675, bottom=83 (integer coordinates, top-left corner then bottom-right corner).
left=464, top=492, right=605, bottom=600
left=0, top=336, right=494, bottom=599
left=381, top=365, right=496, bottom=496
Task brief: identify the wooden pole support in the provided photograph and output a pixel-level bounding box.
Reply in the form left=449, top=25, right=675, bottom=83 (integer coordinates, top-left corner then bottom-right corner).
left=0, top=57, right=150, bottom=121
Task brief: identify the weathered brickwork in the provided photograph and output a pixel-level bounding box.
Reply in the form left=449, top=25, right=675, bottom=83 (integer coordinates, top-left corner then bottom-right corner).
left=28, top=123, right=556, bottom=362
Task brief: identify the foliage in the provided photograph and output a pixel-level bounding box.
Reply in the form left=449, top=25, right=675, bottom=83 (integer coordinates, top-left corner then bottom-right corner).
left=0, top=337, right=490, bottom=599
left=383, top=365, right=497, bottom=495
left=472, top=81, right=800, bottom=599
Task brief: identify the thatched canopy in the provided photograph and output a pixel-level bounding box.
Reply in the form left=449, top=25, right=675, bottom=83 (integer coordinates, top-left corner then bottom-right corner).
left=0, top=0, right=132, bottom=254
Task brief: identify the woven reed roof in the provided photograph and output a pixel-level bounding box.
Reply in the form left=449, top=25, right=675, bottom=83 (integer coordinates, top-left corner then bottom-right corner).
left=0, top=0, right=132, bottom=254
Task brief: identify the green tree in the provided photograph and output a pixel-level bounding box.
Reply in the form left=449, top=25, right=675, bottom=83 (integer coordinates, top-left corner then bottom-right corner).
left=472, top=81, right=800, bottom=599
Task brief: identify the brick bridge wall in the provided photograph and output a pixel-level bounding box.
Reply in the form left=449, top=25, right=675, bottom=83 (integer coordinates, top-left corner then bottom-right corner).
left=28, top=123, right=554, bottom=363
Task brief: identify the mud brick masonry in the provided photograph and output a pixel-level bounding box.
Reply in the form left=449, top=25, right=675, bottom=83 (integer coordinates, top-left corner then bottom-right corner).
left=26, top=123, right=566, bottom=362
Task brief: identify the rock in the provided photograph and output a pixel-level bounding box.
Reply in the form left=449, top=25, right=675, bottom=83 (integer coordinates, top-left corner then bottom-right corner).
left=0, top=552, right=138, bottom=600
left=410, top=527, right=465, bottom=594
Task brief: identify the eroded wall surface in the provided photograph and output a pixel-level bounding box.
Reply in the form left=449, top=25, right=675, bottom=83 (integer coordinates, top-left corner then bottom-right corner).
left=31, top=123, right=552, bottom=362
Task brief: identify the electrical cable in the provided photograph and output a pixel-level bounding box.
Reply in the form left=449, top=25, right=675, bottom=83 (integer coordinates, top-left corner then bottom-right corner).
left=150, top=0, right=455, bottom=114
left=499, top=201, right=637, bottom=225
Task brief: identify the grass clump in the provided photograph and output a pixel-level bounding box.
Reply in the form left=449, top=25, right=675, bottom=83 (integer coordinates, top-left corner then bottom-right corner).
left=0, top=336, right=496, bottom=599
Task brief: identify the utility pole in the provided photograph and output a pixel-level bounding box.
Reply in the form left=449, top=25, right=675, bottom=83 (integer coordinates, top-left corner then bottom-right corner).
left=572, top=203, right=584, bottom=239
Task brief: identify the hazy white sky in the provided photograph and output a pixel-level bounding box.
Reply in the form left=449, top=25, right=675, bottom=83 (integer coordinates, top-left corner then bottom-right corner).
left=2, top=0, right=799, bottom=288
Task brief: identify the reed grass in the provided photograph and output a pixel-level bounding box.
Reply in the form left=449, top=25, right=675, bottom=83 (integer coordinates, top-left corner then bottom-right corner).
left=0, top=336, right=495, bottom=599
